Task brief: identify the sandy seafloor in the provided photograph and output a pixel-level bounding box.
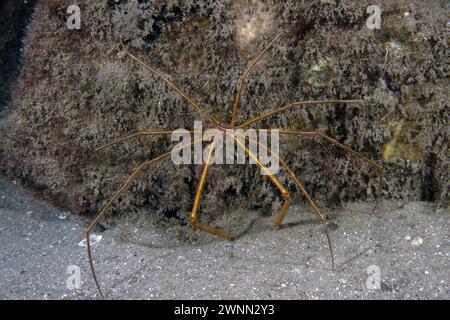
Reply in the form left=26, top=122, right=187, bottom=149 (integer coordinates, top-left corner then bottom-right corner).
left=0, top=176, right=448, bottom=300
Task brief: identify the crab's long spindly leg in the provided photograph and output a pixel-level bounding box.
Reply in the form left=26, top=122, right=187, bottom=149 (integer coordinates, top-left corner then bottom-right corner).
left=95, top=130, right=202, bottom=152
left=190, top=140, right=236, bottom=238
left=232, top=133, right=292, bottom=235
left=230, top=34, right=281, bottom=125
left=85, top=137, right=205, bottom=298
left=269, top=129, right=383, bottom=206
left=237, top=100, right=364, bottom=129
left=236, top=131, right=335, bottom=270
left=124, top=49, right=220, bottom=126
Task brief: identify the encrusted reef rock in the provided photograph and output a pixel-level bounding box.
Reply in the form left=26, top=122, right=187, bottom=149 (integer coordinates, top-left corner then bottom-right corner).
left=0, top=0, right=448, bottom=231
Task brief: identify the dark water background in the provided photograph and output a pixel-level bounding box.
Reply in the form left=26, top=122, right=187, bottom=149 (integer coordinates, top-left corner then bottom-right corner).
left=0, top=0, right=37, bottom=112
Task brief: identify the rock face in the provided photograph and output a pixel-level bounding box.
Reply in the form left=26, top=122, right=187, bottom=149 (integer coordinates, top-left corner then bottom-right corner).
left=0, top=1, right=447, bottom=229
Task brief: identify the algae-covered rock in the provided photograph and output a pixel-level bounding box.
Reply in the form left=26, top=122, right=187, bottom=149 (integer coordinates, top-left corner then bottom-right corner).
left=0, top=0, right=448, bottom=232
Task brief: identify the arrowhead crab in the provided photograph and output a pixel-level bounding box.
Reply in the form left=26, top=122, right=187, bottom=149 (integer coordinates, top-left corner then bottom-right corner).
left=85, top=34, right=383, bottom=298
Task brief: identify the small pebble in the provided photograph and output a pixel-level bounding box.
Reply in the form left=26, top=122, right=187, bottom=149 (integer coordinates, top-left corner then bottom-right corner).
left=411, top=236, right=423, bottom=246
left=57, top=212, right=67, bottom=220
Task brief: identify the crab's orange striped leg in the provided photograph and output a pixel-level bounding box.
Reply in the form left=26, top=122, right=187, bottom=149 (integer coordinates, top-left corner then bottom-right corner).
left=230, top=34, right=281, bottom=125
left=232, top=133, right=293, bottom=236
left=189, top=140, right=236, bottom=238
left=235, top=131, right=335, bottom=270
left=124, top=49, right=220, bottom=127
left=237, top=100, right=364, bottom=129
left=85, top=137, right=206, bottom=298
left=95, top=130, right=202, bottom=152
left=261, top=129, right=384, bottom=206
